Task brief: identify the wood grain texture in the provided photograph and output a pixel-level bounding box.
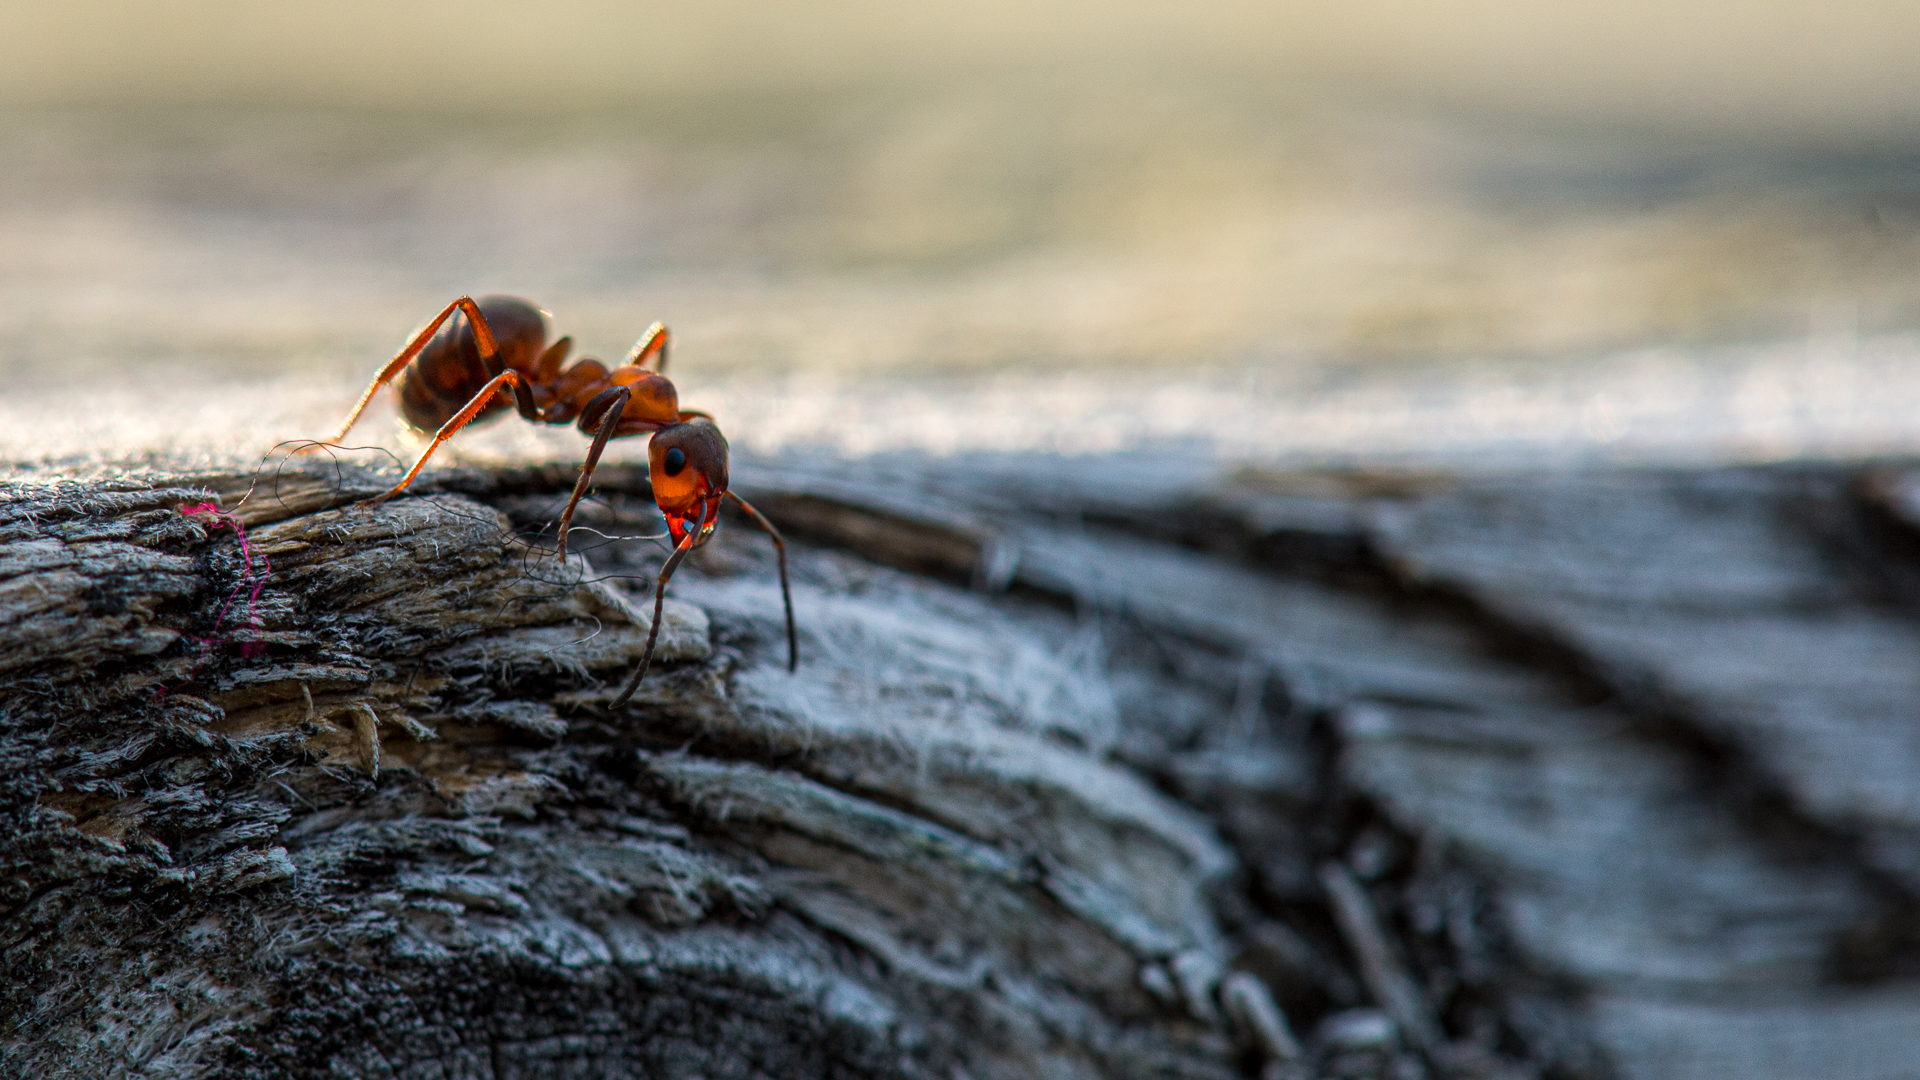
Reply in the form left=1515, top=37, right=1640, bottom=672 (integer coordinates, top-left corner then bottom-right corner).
left=7, top=455, right=1920, bottom=1079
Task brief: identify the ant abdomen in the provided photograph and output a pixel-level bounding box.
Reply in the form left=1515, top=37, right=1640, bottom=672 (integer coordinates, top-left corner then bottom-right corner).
left=396, top=295, right=549, bottom=431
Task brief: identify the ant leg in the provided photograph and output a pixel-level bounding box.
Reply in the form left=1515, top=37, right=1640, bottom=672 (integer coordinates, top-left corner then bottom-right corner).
left=620, top=323, right=671, bottom=372
left=609, top=502, right=707, bottom=709
left=727, top=491, right=797, bottom=673
left=327, top=296, right=500, bottom=444
left=360, top=370, right=533, bottom=505
left=536, top=335, right=573, bottom=383
left=555, top=386, right=631, bottom=558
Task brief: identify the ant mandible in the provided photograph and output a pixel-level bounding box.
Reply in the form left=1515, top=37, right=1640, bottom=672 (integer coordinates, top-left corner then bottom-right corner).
left=318, top=295, right=796, bottom=707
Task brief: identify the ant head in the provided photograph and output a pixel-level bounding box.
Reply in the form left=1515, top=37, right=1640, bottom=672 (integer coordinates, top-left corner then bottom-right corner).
left=649, top=417, right=729, bottom=545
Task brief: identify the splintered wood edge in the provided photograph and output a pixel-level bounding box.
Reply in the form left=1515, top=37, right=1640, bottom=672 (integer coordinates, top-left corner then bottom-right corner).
left=170, top=456, right=1433, bottom=594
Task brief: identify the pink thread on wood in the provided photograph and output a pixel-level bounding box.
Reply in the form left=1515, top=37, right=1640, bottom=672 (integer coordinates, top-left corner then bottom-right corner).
left=178, top=502, right=272, bottom=660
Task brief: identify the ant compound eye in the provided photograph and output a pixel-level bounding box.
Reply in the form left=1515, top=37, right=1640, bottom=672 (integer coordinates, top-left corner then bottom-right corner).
left=664, top=448, right=687, bottom=476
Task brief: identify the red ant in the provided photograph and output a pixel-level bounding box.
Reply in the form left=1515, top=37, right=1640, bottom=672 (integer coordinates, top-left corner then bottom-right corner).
left=318, top=295, right=796, bottom=707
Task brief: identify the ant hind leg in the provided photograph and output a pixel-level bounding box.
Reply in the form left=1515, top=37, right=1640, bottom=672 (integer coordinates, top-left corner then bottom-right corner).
left=536, top=336, right=572, bottom=383
left=325, top=296, right=501, bottom=445
left=360, top=370, right=534, bottom=506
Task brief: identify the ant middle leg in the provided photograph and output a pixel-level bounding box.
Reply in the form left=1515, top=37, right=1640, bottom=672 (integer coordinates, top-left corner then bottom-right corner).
left=326, top=296, right=500, bottom=445
left=620, top=323, right=670, bottom=372
left=360, top=370, right=538, bottom=506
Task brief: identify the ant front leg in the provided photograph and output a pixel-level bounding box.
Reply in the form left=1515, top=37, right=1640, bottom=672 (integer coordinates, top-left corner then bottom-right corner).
left=608, top=501, right=706, bottom=710
left=360, top=370, right=538, bottom=506
left=326, top=296, right=500, bottom=445
left=555, top=386, right=633, bottom=558
left=727, top=491, right=797, bottom=673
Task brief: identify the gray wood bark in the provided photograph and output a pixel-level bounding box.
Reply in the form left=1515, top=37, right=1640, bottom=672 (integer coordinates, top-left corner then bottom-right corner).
left=6, top=454, right=1920, bottom=1079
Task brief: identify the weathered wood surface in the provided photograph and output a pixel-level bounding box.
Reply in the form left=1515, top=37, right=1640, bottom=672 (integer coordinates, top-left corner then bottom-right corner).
left=6, top=453, right=1920, bottom=1079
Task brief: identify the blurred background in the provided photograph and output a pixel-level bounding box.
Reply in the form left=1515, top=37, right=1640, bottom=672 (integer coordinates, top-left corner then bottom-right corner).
left=2, top=0, right=1919, bottom=467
